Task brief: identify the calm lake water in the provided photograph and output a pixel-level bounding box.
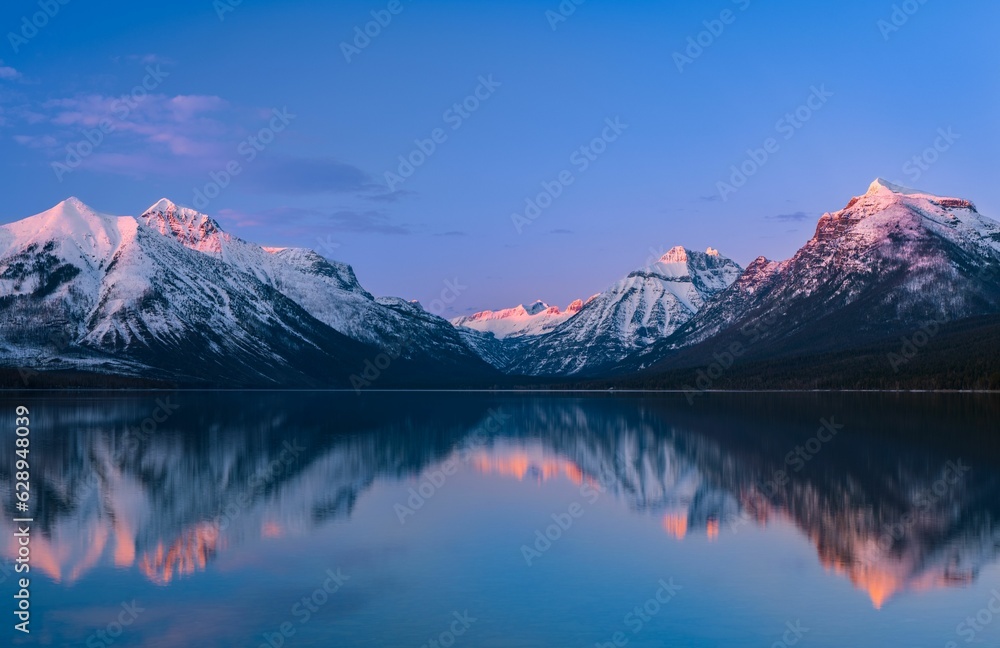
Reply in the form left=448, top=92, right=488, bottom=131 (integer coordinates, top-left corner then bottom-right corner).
left=2, top=392, right=1000, bottom=647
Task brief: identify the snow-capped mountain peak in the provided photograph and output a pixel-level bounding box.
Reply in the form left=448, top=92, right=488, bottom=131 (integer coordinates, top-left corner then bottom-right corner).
left=0, top=197, right=496, bottom=385
left=856, top=177, right=978, bottom=214
left=867, top=177, right=920, bottom=196
left=140, top=199, right=225, bottom=255
left=500, top=246, right=744, bottom=376
left=815, top=178, right=993, bottom=257
left=638, top=179, right=1000, bottom=365
left=525, top=300, right=550, bottom=316
left=146, top=197, right=181, bottom=213
left=0, top=198, right=134, bottom=274
left=451, top=299, right=585, bottom=340
left=659, top=245, right=689, bottom=264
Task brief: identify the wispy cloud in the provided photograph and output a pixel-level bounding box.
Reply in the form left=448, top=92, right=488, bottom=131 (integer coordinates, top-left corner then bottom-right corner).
left=39, top=93, right=231, bottom=158
left=327, top=209, right=412, bottom=235
left=0, top=60, right=20, bottom=81
left=548, top=228, right=574, bottom=235
left=366, top=187, right=416, bottom=202
left=243, top=156, right=409, bottom=203
left=216, top=206, right=413, bottom=235
left=244, top=157, right=372, bottom=194
left=435, top=230, right=469, bottom=237
left=124, top=54, right=174, bottom=65
left=13, top=134, right=57, bottom=149
left=9, top=78, right=392, bottom=202
left=766, top=211, right=811, bottom=222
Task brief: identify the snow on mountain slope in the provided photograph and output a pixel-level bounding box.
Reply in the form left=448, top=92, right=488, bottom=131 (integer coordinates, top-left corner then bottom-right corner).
left=507, top=247, right=743, bottom=376
left=451, top=299, right=585, bottom=339
left=0, top=199, right=394, bottom=384
left=0, top=199, right=137, bottom=365
left=636, top=178, right=1000, bottom=367
left=139, top=200, right=484, bottom=369
left=0, top=198, right=494, bottom=385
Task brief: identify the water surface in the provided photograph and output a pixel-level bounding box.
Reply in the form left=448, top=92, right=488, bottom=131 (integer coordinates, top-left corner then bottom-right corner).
left=2, top=392, right=999, bottom=647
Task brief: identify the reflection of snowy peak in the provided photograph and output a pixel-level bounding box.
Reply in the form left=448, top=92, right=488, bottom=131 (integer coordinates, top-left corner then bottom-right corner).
left=1, top=395, right=998, bottom=609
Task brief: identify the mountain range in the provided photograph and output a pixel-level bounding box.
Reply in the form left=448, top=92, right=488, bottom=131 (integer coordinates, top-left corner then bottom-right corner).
left=1, top=178, right=998, bottom=389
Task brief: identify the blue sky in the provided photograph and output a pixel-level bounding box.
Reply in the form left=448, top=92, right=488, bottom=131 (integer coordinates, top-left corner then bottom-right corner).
left=1, top=0, right=998, bottom=315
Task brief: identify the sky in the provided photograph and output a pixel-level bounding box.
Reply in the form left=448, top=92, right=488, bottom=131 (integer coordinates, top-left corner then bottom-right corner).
left=1, top=0, right=998, bottom=316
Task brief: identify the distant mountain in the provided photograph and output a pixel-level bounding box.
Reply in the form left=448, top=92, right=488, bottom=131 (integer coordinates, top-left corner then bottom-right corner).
left=504, top=246, right=743, bottom=376
left=625, top=179, right=1000, bottom=382
left=452, top=298, right=587, bottom=339
left=0, top=198, right=496, bottom=387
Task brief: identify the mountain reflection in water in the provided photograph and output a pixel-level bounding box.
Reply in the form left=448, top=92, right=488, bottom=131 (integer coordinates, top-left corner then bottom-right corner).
left=2, top=392, right=999, bottom=645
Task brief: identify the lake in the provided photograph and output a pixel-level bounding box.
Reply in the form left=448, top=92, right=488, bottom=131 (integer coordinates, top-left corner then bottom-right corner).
left=3, top=392, right=999, bottom=647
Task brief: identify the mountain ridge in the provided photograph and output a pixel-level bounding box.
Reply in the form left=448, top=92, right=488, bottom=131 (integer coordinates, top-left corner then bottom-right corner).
left=2, top=178, right=998, bottom=387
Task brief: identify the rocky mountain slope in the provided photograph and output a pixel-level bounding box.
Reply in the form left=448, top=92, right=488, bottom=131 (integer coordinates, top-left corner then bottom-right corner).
left=502, top=246, right=743, bottom=376
left=627, top=179, right=1000, bottom=376
left=0, top=198, right=496, bottom=386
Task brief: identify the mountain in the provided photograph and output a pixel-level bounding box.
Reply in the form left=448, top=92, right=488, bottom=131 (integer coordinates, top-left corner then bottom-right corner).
left=504, top=246, right=743, bottom=376
left=627, top=178, right=1000, bottom=382
left=452, top=299, right=586, bottom=339
left=140, top=199, right=491, bottom=379
left=0, top=198, right=496, bottom=387
left=3, top=178, right=998, bottom=388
